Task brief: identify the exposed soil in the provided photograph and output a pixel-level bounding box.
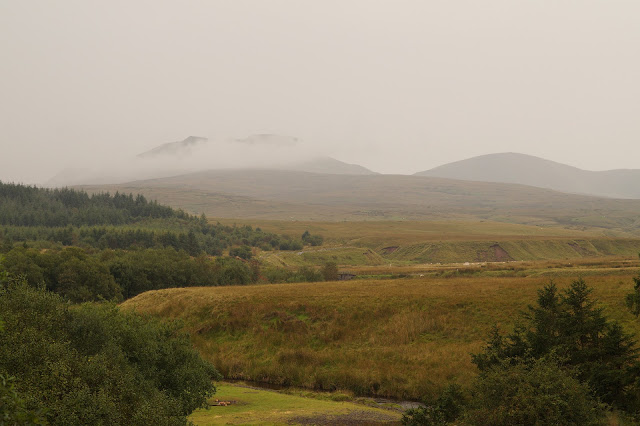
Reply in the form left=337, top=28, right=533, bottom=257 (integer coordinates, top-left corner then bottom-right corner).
left=381, top=246, right=399, bottom=255
left=477, top=244, right=513, bottom=262
left=568, top=241, right=595, bottom=257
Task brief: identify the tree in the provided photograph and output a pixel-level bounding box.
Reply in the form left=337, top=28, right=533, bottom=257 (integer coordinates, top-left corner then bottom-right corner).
left=464, top=356, right=605, bottom=426
left=625, top=257, right=640, bottom=316
left=402, top=384, right=465, bottom=425
left=0, top=374, right=48, bottom=425
left=472, top=279, right=640, bottom=410
left=321, top=261, right=339, bottom=281
left=229, top=245, right=252, bottom=260
left=0, top=278, right=219, bottom=425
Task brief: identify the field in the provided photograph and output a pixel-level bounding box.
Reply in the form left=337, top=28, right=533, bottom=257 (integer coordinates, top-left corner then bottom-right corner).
left=214, top=219, right=640, bottom=266
left=189, top=382, right=403, bottom=425
left=122, top=265, right=640, bottom=403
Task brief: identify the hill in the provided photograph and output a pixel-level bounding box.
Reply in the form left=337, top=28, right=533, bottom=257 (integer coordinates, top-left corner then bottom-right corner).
left=415, top=152, right=640, bottom=199
left=78, top=169, right=640, bottom=234
left=121, top=272, right=640, bottom=401
left=283, top=156, right=377, bottom=175
left=137, top=135, right=208, bottom=158
left=47, top=134, right=376, bottom=186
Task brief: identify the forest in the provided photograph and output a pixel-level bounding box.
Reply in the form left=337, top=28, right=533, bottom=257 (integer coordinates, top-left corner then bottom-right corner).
left=0, top=182, right=328, bottom=303
left=0, top=182, right=329, bottom=424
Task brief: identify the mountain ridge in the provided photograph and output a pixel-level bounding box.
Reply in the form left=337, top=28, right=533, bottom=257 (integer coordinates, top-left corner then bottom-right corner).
left=77, top=168, right=640, bottom=234
left=415, top=152, right=640, bottom=199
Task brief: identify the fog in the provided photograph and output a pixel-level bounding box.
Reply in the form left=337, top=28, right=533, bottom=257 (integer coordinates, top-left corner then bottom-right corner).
left=1, top=1, right=639, bottom=184
left=46, top=135, right=329, bottom=186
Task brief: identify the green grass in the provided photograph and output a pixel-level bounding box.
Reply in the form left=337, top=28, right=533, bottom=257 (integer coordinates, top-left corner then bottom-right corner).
left=189, top=382, right=401, bottom=425
left=222, top=219, right=640, bottom=265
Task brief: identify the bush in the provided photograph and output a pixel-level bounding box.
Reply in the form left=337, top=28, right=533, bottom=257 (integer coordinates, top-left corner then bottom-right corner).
left=402, top=384, right=465, bottom=425
left=321, top=262, right=339, bottom=281
left=229, top=245, right=252, bottom=260
left=472, top=279, right=640, bottom=410
left=0, top=279, right=219, bottom=425
left=464, top=356, right=605, bottom=425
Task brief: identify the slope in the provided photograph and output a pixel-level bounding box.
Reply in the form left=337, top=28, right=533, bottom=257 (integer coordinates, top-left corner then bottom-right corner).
left=415, top=152, right=640, bottom=199
left=78, top=169, right=640, bottom=234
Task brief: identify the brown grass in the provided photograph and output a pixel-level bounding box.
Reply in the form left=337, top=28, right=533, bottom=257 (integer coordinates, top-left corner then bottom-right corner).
left=121, top=271, right=640, bottom=401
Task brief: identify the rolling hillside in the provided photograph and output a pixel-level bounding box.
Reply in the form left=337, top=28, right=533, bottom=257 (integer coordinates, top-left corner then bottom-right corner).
left=121, top=273, right=640, bottom=400
left=416, top=152, right=640, bottom=199
left=78, top=169, right=640, bottom=235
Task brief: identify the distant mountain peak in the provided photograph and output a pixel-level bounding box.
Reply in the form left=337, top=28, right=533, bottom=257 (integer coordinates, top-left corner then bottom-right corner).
left=284, top=156, right=378, bottom=175
left=137, top=136, right=208, bottom=158
left=415, top=152, right=640, bottom=199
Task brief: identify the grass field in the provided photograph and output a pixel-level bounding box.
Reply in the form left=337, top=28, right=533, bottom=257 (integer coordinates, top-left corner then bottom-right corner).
left=215, top=219, right=608, bottom=245
left=122, top=267, right=640, bottom=402
left=212, top=219, right=640, bottom=266
left=189, top=382, right=402, bottom=425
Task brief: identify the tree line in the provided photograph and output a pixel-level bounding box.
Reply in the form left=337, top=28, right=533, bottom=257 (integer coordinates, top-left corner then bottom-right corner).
left=0, top=182, right=180, bottom=227
left=1, top=246, right=339, bottom=303
left=0, top=181, right=317, bottom=254
left=0, top=247, right=255, bottom=302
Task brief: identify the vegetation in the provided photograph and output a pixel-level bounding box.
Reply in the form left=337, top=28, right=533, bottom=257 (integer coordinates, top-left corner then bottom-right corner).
left=0, top=246, right=254, bottom=302
left=462, top=357, right=605, bottom=425
left=625, top=260, right=640, bottom=317
left=0, top=182, right=333, bottom=303
left=121, top=272, right=640, bottom=403
left=402, top=278, right=640, bottom=424
left=6, top=180, right=640, bottom=424
left=0, top=271, right=219, bottom=425
left=189, top=382, right=401, bottom=425
left=0, top=181, right=310, bottom=255
left=79, top=169, right=640, bottom=236
left=472, top=279, right=640, bottom=410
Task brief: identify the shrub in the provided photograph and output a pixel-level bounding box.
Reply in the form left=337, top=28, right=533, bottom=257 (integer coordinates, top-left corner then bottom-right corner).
left=472, top=279, right=640, bottom=410
left=0, top=279, right=219, bottom=425
left=321, top=261, right=339, bottom=281
left=464, top=356, right=605, bottom=426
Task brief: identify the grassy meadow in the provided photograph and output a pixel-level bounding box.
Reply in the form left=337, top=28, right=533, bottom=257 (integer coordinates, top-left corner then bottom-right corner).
left=217, top=219, right=640, bottom=266
left=189, top=382, right=402, bottom=425
left=122, top=268, right=640, bottom=402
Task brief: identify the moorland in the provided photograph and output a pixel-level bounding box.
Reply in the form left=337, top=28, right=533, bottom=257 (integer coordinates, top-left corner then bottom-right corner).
left=4, top=153, right=640, bottom=424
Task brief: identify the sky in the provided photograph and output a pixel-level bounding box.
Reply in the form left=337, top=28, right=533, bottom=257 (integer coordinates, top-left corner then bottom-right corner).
left=1, top=1, right=639, bottom=184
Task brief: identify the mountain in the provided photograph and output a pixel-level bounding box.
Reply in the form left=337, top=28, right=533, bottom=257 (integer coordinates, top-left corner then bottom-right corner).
left=77, top=169, right=640, bottom=234
left=46, top=134, right=376, bottom=187
left=137, top=136, right=208, bottom=158
left=283, top=156, right=377, bottom=175
left=415, top=152, right=640, bottom=199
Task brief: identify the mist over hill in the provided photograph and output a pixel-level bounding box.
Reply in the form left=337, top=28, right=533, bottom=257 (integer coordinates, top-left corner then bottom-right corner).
left=416, top=153, right=640, bottom=199
left=46, top=134, right=376, bottom=186
left=137, top=136, right=208, bottom=159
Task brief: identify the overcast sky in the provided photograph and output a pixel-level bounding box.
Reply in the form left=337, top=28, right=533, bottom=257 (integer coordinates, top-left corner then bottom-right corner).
left=1, top=1, right=639, bottom=184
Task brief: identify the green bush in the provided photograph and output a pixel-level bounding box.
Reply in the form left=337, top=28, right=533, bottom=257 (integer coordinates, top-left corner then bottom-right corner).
left=0, top=279, right=219, bottom=425
left=472, top=279, right=640, bottom=410
left=464, top=356, right=605, bottom=426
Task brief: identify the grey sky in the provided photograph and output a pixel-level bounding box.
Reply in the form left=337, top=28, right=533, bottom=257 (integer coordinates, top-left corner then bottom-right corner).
left=1, top=1, right=639, bottom=184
